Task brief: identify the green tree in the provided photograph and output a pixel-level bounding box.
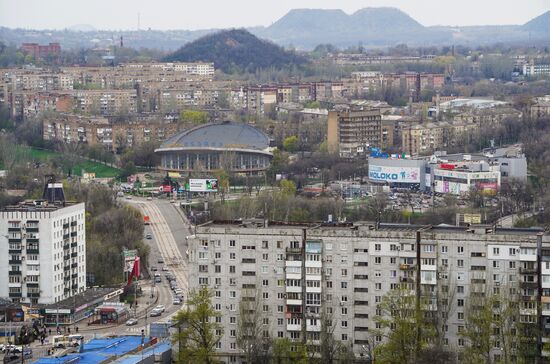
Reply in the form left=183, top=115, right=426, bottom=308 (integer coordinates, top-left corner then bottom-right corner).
left=237, top=289, right=271, bottom=363
left=282, top=135, right=299, bottom=153
left=180, top=110, right=208, bottom=125
left=280, top=179, right=296, bottom=197
left=173, top=287, right=222, bottom=364
left=373, top=285, right=437, bottom=364
left=270, top=338, right=308, bottom=364
left=213, top=169, right=230, bottom=204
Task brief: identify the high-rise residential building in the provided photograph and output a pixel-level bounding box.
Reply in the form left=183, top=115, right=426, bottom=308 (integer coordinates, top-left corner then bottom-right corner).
left=327, top=108, right=382, bottom=157
left=189, top=220, right=549, bottom=363
left=0, top=181, right=86, bottom=305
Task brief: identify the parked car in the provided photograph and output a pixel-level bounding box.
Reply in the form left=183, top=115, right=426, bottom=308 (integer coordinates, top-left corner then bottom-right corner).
left=126, top=318, right=138, bottom=326
left=151, top=266, right=157, bottom=272
left=173, top=298, right=182, bottom=305
left=147, top=197, right=153, bottom=201
left=155, top=304, right=166, bottom=312
left=145, top=234, right=152, bottom=240
left=157, top=258, right=164, bottom=264
left=162, top=266, right=169, bottom=271
left=174, top=288, right=183, bottom=295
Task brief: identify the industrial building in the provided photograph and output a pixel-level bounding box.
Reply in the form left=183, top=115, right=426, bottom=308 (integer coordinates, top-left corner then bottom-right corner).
left=189, top=220, right=550, bottom=363
left=156, top=121, right=273, bottom=175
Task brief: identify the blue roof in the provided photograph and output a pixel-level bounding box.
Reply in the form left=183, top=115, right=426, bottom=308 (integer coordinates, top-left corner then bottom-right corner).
left=32, top=336, right=153, bottom=364
left=113, top=343, right=171, bottom=364
left=160, top=121, right=270, bottom=151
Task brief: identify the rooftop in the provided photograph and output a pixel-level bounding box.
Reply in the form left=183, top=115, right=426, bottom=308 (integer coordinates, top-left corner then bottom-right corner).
left=158, top=121, right=271, bottom=152
left=31, top=336, right=158, bottom=364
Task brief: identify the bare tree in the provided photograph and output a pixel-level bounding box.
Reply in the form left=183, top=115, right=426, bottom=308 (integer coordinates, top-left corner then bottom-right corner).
left=237, top=288, right=272, bottom=363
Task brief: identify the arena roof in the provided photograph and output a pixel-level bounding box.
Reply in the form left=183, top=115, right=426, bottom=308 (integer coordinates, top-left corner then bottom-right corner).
left=158, top=121, right=271, bottom=152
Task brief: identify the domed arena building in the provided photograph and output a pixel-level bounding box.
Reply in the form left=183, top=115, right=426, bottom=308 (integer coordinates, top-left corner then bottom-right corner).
left=155, top=121, right=273, bottom=174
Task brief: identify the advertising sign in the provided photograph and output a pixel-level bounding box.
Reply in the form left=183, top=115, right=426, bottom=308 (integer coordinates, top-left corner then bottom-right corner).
left=368, top=165, right=420, bottom=183
left=189, top=179, right=218, bottom=192
left=463, top=214, right=482, bottom=224
left=123, top=250, right=138, bottom=273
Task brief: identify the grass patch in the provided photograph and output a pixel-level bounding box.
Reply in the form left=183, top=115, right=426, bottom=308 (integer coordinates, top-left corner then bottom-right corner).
left=29, top=148, right=121, bottom=178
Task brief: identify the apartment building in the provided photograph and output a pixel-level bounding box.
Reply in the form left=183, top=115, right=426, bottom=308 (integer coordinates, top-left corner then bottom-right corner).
left=401, top=121, right=480, bottom=156
left=327, top=108, right=382, bottom=157
left=189, top=220, right=549, bottom=363
left=522, top=63, right=550, bottom=78
left=530, top=95, right=550, bottom=119
left=0, top=182, right=86, bottom=305
left=20, top=43, right=61, bottom=59
left=42, top=114, right=179, bottom=153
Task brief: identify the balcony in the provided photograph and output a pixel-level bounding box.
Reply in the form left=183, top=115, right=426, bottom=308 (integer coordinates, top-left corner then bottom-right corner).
left=8, top=259, right=21, bottom=265
left=72, top=273, right=78, bottom=279
left=26, top=227, right=39, bottom=233
left=63, top=244, right=70, bottom=250
left=71, top=252, right=78, bottom=258
left=520, top=267, right=537, bottom=274
left=71, top=232, right=77, bottom=237
left=399, top=264, right=415, bottom=270
left=522, top=295, right=537, bottom=301
left=8, top=227, right=21, bottom=232
left=71, top=221, right=77, bottom=227
left=64, top=255, right=70, bottom=260
left=63, top=223, right=69, bottom=229
left=520, top=281, right=538, bottom=289
left=71, top=242, right=77, bottom=248
left=8, top=238, right=21, bottom=243
left=71, top=263, right=78, bottom=269
left=9, top=271, right=21, bottom=276
left=286, top=247, right=303, bottom=254
left=400, top=277, right=413, bottom=283
left=27, top=249, right=39, bottom=254
left=27, top=238, right=39, bottom=244
left=72, top=284, right=78, bottom=290
left=64, top=266, right=70, bottom=271
left=8, top=248, right=22, bottom=254
left=63, top=234, right=70, bottom=240
left=27, top=293, right=40, bottom=298
left=8, top=292, right=22, bottom=298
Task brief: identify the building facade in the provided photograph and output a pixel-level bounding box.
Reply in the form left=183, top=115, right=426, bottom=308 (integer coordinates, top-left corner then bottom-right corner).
left=189, top=221, right=550, bottom=363
left=0, top=197, right=86, bottom=305
left=327, top=109, right=382, bottom=158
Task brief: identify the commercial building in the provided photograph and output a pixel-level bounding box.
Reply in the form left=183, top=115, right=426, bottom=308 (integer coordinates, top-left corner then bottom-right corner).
left=156, top=121, right=273, bottom=174
left=189, top=220, right=550, bottom=363
left=0, top=182, right=86, bottom=305
left=327, top=109, right=382, bottom=158
left=368, top=157, right=426, bottom=190
left=433, top=162, right=501, bottom=195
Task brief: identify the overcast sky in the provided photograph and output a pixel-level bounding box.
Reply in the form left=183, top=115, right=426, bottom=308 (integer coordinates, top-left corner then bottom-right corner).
left=1, top=0, right=549, bottom=30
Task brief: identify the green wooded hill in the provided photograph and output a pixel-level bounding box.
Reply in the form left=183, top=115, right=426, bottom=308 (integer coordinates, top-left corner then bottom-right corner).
left=163, top=28, right=307, bottom=73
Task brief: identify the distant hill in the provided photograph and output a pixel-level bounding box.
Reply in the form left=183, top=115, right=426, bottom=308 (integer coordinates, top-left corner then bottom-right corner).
left=254, top=7, right=449, bottom=48
left=523, top=10, right=550, bottom=33
left=163, top=29, right=307, bottom=73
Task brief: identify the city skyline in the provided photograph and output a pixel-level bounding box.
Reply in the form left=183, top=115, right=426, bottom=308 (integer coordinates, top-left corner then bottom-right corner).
left=1, top=0, right=549, bottom=31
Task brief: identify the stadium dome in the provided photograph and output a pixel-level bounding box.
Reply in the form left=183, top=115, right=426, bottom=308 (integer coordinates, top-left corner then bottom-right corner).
left=156, top=121, right=273, bottom=174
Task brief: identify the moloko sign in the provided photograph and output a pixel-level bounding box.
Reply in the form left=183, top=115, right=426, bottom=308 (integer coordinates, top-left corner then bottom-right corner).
left=368, top=165, right=420, bottom=183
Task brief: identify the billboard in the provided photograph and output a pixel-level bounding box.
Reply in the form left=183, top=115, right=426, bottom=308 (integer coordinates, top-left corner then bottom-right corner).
left=123, top=249, right=138, bottom=273
left=368, top=165, right=420, bottom=183
left=189, top=179, right=218, bottom=192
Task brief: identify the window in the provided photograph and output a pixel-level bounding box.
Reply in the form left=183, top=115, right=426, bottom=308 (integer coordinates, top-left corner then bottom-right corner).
left=509, top=261, right=516, bottom=269
left=277, top=241, right=283, bottom=249
left=457, top=299, right=464, bottom=307
left=341, top=269, right=348, bottom=277
left=375, top=283, right=382, bottom=290
left=374, top=257, right=381, bottom=264
left=229, top=266, right=236, bottom=273
left=262, top=241, right=269, bottom=249
left=229, top=291, right=236, bottom=298
left=326, top=281, right=332, bottom=288
left=458, top=312, right=464, bottom=320
left=375, top=244, right=381, bottom=251
left=457, top=259, right=464, bottom=268
left=229, top=253, right=236, bottom=260
left=457, top=246, right=464, bottom=254
left=457, top=286, right=464, bottom=294
left=277, top=254, right=284, bottom=261
left=278, top=305, right=284, bottom=313
left=215, top=265, right=221, bottom=273
left=262, top=253, right=269, bottom=261
left=441, top=246, right=448, bottom=253
left=509, top=248, right=516, bottom=256
left=342, top=334, right=348, bottom=341
left=493, top=247, right=500, bottom=255
left=341, top=307, right=348, bottom=315
left=262, top=279, right=269, bottom=287
left=423, top=245, right=435, bottom=252
left=229, top=240, right=236, bottom=247
left=341, top=282, right=348, bottom=289
left=341, top=320, right=348, bottom=328
left=263, top=292, right=269, bottom=299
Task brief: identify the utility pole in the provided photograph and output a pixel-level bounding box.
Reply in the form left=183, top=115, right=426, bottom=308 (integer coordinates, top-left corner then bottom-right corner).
left=415, top=230, right=422, bottom=362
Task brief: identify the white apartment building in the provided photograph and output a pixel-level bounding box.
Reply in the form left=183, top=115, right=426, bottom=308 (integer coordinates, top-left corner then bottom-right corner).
left=0, top=195, right=86, bottom=305
left=189, top=220, right=550, bottom=363
left=523, top=63, right=550, bottom=78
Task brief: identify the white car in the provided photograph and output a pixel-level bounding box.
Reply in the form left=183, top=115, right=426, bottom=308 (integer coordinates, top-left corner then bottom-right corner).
left=155, top=304, right=166, bottom=313
left=173, top=298, right=182, bottom=305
